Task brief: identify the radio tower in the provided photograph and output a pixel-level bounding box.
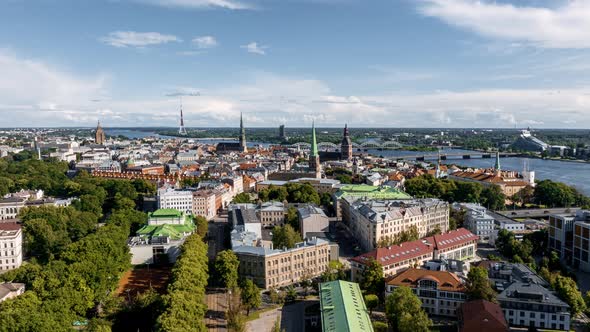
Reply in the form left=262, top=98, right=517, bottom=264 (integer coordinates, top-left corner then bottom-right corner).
left=178, top=97, right=187, bottom=135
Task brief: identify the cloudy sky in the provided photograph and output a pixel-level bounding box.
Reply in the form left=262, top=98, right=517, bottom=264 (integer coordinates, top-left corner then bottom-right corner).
left=1, top=0, right=590, bottom=128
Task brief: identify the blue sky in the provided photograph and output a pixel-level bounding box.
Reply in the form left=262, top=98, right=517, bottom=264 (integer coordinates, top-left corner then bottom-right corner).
left=1, top=0, right=590, bottom=128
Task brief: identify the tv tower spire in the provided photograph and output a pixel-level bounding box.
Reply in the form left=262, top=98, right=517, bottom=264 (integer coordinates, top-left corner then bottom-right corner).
left=178, top=97, right=187, bottom=135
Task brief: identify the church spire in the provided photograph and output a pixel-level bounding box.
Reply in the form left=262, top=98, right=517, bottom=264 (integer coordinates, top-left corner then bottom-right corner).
left=178, top=97, right=187, bottom=135
left=239, top=112, right=247, bottom=153
left=311, top=121, right=318, bottom=157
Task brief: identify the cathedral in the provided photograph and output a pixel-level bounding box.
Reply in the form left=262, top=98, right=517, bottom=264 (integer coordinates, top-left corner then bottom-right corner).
left=216, top=113, right=247, bottom=153
left=95, top=121, right=106, bottom=145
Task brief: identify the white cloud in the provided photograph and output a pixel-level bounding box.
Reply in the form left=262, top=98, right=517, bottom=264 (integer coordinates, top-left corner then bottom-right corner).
left=419, top=0, right=590, bottom=49
left=192, top=35, right=218, bottom=49
left=241, top=42, right=268, bottom=55
left=138, top=0, right=251, bottom=10
left=100, top=31, right=181, bottom=48
left=2, top=51, right=590, bottom=128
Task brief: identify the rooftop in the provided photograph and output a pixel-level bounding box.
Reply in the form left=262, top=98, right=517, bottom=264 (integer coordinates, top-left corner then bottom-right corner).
left=149, top=209, right=183, bottom=218
left=319, top=280, right=374, bottom=332
left=386, top=268, right=466, bottom=292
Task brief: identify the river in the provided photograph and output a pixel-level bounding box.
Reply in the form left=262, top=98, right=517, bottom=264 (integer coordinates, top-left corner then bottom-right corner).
left=367, top=148, right=590, bottom=196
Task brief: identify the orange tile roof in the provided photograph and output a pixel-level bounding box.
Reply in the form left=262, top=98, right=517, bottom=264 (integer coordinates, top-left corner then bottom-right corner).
left=386, top=268, right=466, bottom=292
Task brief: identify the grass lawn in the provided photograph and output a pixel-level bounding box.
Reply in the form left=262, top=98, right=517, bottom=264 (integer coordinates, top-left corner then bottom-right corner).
left=245, top=305, right=280, bottom=322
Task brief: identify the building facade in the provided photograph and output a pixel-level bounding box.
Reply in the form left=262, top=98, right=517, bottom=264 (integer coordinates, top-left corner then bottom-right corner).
left=0, top=223, right=23, bottom=272
left=157, top=188, right=193, bottom=215
left=234, top=237, right=332, bottom=289
left=463, top=203, right=496, bottom=243
left=348, top=199, right=450, bottom=251
left=298, top=205, right=330, bottom=238
left=0, top=198, right=25, bottom=221
left=192, top=190, right=217, bottom=220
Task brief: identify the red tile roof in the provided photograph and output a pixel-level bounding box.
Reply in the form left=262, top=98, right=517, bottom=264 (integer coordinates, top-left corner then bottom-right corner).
left=432, top=228, right=479, bottom=251
left=350, top=238, right=434, bottom=267
left=459, top=300, right=508, bottom=332
left=386, top=268, right=466, bottom=292
left=350, top=228, right=478, bottom=267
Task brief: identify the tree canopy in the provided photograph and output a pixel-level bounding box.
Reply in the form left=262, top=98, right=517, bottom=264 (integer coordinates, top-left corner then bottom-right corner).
left=385, top=286, right=431, bottom=332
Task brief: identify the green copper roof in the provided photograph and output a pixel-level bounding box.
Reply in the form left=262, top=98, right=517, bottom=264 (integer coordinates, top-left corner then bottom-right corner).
left=319, top=281, right=373, bottom=332
left=136, top=223, right=195, bottom=240
left=495, top=151, right=501, bottom=171
left=149, top=209, right=183, bottom=218
left=311, top=121, right=318, bottom=157
left=335, top=184, right=412, bottom=200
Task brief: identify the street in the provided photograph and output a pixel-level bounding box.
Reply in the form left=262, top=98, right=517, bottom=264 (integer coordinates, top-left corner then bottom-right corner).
left=205, top=289, right=228, bottom=332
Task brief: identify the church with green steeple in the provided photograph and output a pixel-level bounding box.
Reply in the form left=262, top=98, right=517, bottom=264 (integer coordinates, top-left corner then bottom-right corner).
left=309, top=121, right=321, bottom=178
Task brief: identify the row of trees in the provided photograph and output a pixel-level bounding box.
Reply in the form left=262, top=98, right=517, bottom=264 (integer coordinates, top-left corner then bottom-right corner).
left=405, top=175, right=506, bottom=210
left=156, top=233, right=209, bottom=332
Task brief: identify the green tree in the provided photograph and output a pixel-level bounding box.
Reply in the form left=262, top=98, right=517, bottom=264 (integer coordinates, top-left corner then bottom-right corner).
left=157, top=233, right=209, bottom=332
left=534, top=180, right=576, bottom=207
left=285, top=207, right=299, bottom=231
left=481, top=185, right=506, bottom=210
left=321, top=260, right=347, bottom=282
left=240, top=279, right=261, bottom=316
left=272, top=225, right=302, bottom=250
left=385, top=286, right=431, bottom=332
left=466, top=267, right=496, bottom=302
left=215, top=250, right=240, bottom=290
left=372, top=321, right=388, bottom=332
left=364, top=294, right=379, bottom=315
left=554, top=275, right=586, bottom=315
left=360, top=258, right=384, bottom=295
left=335, top=174, right=352, bottom=184
left=232, top=192, right=252, bottom=204
left=194, top=216, right=208, bottom=239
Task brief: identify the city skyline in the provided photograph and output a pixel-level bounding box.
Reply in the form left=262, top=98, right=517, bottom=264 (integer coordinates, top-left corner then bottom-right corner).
left=2, top=0, right=590, bottom=128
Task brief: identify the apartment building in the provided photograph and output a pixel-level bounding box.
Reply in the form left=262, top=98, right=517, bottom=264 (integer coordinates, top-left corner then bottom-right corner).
left=0, top=223, right=23, bottom=272
left=332, top=184, right=412, bottom=219
left=462, top=203, right=496, bottom=243
left=350, top=228, right=478, bottom=282
left=259, top=201, right=286, bottom=227
left=348, top=199, right=449, bottom=251
left=475, top=261, right=571, bottom=331
left=499, top=283, right=570, bottom=330
left=234, top=237, right=332, bottom=289
left=192, top=190, right=217, bottom=220
left=157, top=187, right=193, bottom=214
left=385, top=268, right=467, bottom=317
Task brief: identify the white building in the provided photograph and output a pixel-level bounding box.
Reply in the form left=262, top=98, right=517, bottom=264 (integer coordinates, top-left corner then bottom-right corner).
left=157, top=187, right=193, bottom=215
left=0, top=223, right=23, bottom=272
left=0, top=198, right=25, bottom=221
left=462, top=203, right=496, bottom=243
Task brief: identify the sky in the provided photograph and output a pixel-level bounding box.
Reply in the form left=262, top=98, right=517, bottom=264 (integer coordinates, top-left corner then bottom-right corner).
left=1, top=0, right=590, bottom=128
